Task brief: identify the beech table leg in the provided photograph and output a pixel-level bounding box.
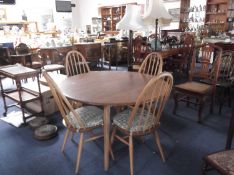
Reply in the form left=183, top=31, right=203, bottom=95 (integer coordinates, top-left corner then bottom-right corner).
left=104, top=105, right=110, bottom=171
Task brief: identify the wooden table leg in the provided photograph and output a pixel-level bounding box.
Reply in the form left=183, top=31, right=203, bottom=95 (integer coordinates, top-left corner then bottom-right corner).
left=226, top=106, right=234, bottom=149
left=104, top=105, right=110, bottom=171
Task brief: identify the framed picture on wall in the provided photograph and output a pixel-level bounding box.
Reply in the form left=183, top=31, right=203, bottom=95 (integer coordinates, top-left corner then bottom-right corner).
left=0, top=8, right=7, bottom=21
left=168, top=8, right=180, bottom=21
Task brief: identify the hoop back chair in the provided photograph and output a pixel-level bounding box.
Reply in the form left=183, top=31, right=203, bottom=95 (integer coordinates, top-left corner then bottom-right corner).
left=173, top=43, right=222, bottom=122
left=214, top=51, right=234, bottom=114
left=138, top=52, right=163, bottom=76
left=65, top=50, right=90, bottom=76
left=42, top=71, right=103, bottom=174
left=111, top=72, right=173, bottom=175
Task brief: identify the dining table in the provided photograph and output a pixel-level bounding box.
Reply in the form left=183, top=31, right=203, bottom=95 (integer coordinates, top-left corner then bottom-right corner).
left=57, top=71, right=153, bottom=171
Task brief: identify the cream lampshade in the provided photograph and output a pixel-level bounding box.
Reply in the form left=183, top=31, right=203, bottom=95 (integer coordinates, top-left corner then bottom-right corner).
left=143, top=0, right=172, bottom=51
left=116, top=4, right=146, bottom=70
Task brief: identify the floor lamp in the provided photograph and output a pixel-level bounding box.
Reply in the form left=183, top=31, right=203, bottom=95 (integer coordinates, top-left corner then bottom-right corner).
left=116, top=4, right=146, bottom=71
left=143, top=0, right=172, bottom=51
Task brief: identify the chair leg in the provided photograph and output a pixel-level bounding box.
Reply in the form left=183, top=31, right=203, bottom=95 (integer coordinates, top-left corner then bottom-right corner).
left=154, top=131, right=165, bottom=162
left=61, top=129, right=71, bottom=153
left=129, top=135, right=134, bottom=175
left=75, top=133, right=84, bottom=174
left=198, top=98, right=204, bottom=123
left=110, top=127, right=117, bottom=161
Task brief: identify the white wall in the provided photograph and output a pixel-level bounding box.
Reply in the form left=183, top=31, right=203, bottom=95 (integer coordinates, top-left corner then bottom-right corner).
left=1, top=0, right=72, bottom=31
left=72, top=0, right=146, bottom=31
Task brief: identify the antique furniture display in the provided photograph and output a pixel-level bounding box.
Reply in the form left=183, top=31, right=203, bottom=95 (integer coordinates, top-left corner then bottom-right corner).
left=57, top=71, right=153, bottom=171
left=173, top=43, right=222, bottom=122
left=171, top=33, right=195, bottom=75
left=205, top=0, right=228, bottom=33
left=43, top=71, right=104, bottom=174
left=101, top=4, right=126, bottom=32
left=74, top=42, right=101, bottom=68
left=0, top=47, right=12, bottom=66
left=138, top=52, right=163, bottom=76
left=37, top=47, right=69, bottom=73
left=110, top=72, right=173, bottom=175
left=65, top=50, right=90, bottom=76
left=0, top=64, right=44, bottom=124
left=101, top=42, right=117, bottom=70
left=14, top=43, right=42, bottom=69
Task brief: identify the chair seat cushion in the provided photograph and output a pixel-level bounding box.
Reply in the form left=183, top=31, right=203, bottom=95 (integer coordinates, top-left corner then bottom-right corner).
left=113, top=109, right=156, bottom=133
left=67, top=106, right=103, bottom=131
left=44, top=64, right=65, bottom=72
left=174, top=81, right=212, bottom=94
left=205, top=149, right=234, bottom=174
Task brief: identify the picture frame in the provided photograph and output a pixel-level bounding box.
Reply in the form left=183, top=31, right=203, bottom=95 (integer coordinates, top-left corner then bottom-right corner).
left=0, top=8, right=7, bottom=21
left=168, top=8, right=180, bottom=21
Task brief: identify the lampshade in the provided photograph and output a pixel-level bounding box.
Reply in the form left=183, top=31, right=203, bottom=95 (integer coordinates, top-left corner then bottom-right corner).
left=143, top=0, right=172, bottom=27
left=116, top=4, right=146, bottom=31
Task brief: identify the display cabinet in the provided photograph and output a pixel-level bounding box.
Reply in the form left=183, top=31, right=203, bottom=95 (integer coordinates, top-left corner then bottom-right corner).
left=101, top=5, right=126, bottom=32
left=205, top=0, right=228, bottom=32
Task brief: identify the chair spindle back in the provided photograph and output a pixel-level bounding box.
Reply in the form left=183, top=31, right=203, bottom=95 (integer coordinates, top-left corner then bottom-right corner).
left=65, top=50, right=90, bottom=76
left=128, top=72, right=173, bottom=132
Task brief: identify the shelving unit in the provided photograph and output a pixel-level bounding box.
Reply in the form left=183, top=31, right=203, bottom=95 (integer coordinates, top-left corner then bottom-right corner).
left=101, top=5, right=126, bottom=32
left=0, top=65, right=44, bottom=124
left=179, top=0, right=206, bottom=32
left=205, top=0, right=228, bottom=32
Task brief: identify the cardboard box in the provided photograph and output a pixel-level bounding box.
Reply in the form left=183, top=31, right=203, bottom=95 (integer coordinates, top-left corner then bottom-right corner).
left=22, top=82, right=58, bottom=116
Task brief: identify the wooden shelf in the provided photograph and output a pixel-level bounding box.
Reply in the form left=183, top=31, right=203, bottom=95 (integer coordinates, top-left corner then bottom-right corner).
left=206, top=12, right=226, bottom=14
left=5, top=90, right=39, bottom=103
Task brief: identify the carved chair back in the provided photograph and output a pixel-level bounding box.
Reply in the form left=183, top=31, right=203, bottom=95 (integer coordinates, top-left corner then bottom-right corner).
left=190, top=43, right=222, bottom=86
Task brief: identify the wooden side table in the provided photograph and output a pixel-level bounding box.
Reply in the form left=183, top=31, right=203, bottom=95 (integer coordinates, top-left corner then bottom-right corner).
left=0, top=65, right=44, bottom=124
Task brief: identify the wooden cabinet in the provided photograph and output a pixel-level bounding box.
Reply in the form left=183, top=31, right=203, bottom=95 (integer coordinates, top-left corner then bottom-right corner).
left=205, top=0, right=228, bottom=32
left=179, top=0, right=191, bottom=30
left=101, top=5, right=126, bottom=32
left=74, top=43, right=102, bottom=66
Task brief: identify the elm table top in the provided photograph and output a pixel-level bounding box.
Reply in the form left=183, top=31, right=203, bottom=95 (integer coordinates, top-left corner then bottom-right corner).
left=58, top=71, right=153, bottom=106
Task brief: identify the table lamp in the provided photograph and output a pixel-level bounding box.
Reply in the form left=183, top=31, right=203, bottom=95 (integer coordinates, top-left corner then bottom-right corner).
left=116, top=4, right=146, bottom=70
left=143, top=0, right=172, bottom=51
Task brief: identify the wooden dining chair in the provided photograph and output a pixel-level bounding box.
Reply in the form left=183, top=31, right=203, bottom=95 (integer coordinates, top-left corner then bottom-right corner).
left=110, top=72, right=173, bottom=175
left=171, top=33, right=195, bottom=76
left=37, top=48, right=65, bottom=73
left=65, top=50, right=90, bottom=76
left=215, top=51, right=234, bottom=114
left=42, top=71, right=104, bottom=174
left=138, top=52, right=163, bottom=76
left=132, top=35, right=151, bottom=71
left=173, top=43, right=222, bottom=123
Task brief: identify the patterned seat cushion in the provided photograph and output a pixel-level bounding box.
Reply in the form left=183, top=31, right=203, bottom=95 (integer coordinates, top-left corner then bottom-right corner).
left=113, top=109, right=156, bottom=133
left=66, top=106, right=103, bottom=131
left=206, top=149, right=234, bottom=174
